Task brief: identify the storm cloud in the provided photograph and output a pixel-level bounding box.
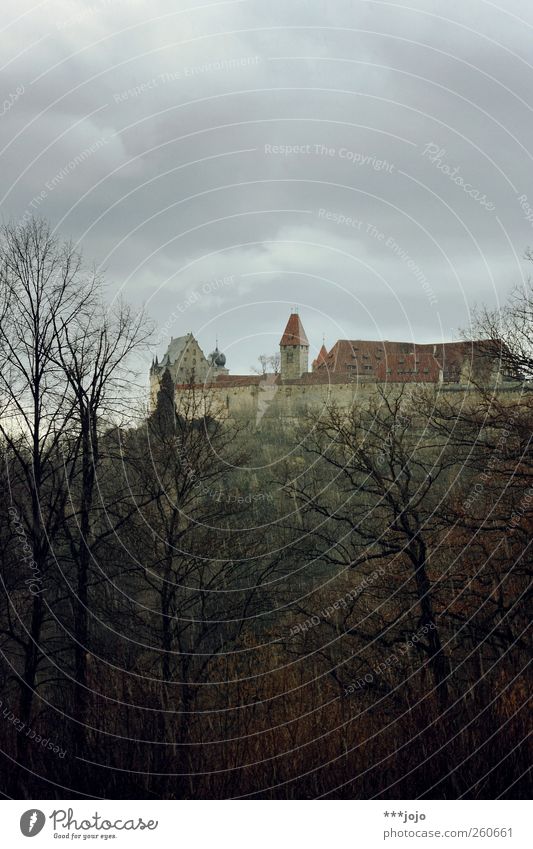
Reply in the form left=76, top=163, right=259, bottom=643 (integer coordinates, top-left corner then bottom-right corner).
left=2, top=0, right=532, bottom=374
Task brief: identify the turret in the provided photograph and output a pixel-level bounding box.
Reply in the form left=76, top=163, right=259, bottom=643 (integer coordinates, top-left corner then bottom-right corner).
left=207, top=343, right=229, bottom=376
left=312, top=343, right=328, bottom=371
left=280, top=312, right=309, bottom=380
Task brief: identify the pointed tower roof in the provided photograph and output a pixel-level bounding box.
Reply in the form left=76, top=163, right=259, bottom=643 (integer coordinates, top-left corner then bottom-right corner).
left=312, top=343, right=328, bottom=369
left=280, top=313, right=309, bottom=346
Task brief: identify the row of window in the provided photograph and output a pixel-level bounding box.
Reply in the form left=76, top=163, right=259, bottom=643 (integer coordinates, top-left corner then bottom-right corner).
left=346, top=364, right=430, bottom=375
left=351, top=353, right=423, bottom=365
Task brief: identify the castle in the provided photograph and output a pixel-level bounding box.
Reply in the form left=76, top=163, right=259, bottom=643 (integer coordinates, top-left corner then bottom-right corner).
left=149, top=313, right=502, bottom=423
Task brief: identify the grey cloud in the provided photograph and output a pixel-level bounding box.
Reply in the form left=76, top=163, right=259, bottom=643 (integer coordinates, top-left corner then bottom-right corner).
left=2, top=0, right=532, bottom=375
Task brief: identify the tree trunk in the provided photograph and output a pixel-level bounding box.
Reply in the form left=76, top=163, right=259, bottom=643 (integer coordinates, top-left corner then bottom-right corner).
left=409, top=537, right=451, bottom=710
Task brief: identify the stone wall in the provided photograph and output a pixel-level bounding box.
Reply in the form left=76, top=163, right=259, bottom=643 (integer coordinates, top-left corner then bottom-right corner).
left=174, top=377, right=525, bottom=427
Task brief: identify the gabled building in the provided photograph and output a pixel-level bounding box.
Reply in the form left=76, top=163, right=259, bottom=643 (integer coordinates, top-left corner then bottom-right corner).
left=312, top=338, right=494, bottom=384
left=150, top=332, right=228, bottom=404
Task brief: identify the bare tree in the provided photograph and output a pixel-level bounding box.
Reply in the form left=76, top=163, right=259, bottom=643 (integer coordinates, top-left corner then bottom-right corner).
left=109, top=378, right=276, bottom=792
left=0, top=219, right=92, bottom=777
left=0, top=219, right=152, bottom=782
left=465, top=260, right=533, bottom=380
left=51, top=287, right=151, bottom=755
left=284, top=386, right=460, bottom=710
left=252, top=353, right=280, bottom=375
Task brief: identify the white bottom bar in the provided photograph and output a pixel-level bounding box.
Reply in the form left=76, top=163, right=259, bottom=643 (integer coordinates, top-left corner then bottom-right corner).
left=4, top=800, right=530, bottom=848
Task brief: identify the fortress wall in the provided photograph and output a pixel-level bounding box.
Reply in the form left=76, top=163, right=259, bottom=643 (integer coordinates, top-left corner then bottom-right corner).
left=196, top=380, right=407, bottom=424
left=165, top=372, right=523, bottom=428
left=177, top=379, right=526, bottom=427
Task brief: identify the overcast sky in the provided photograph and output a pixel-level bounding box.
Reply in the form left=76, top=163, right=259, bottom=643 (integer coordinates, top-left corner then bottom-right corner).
left=2, top=0, right=533, bottom=374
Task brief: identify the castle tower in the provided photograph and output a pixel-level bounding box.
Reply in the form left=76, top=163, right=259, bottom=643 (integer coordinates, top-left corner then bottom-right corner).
left=280, top=312, right=309, bottom=380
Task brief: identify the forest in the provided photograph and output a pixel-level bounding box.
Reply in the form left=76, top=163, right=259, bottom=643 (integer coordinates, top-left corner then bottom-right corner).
left=0, top=219, right=530, bottom=799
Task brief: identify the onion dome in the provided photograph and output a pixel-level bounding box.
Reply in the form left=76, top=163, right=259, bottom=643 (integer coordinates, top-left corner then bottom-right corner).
left=209, top=346, right=226, bottom=367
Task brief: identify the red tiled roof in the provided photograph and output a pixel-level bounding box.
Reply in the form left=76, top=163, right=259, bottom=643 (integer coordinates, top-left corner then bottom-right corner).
left=176, top=375, right=263, bottom=389
left=212, top=375, right=263, bottom=387
left=313, top=339, right=488, bottom=383
left=173, top=337, right=494, bottom=390
left=280, top=313, right=309, bottom=346
left=282, top=372, right=361, bottom=386
left=312, top=344, right=328, bottom=370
